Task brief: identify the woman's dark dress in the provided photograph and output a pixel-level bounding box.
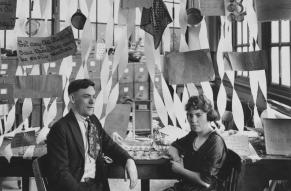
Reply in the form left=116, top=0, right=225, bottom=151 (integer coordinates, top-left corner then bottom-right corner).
left=166, top=131, right=227, bottom=191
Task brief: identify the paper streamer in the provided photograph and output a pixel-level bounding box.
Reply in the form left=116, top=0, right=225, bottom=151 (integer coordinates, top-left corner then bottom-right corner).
left=0, top=136, right=3, bottom=148
left=36, top=126, right=50, bottom=144
left=244, top=0, right=258, bottom=44
left=199, top=19, right=210, bottom=50
left=23, top=145, right=36, bottom=159
left=59, top=56, right=74, bottom=79
left=216, top=17, right=226, bottom=78
left=3, top=103, right=16, bottom=133
left=182, top=85, right=189, bottom=106
left=188, top=25, right=201, bottom=50
left=179, top=0, right=189, bottom=52
left=100, top=54, right=110, bottom=90
left=85, top=0, right=94, bottom=13
left=163, top=27, right=171, bottom=52
left=39, top=0, right=50, bottom=19
left=153, top=87, right=168, bottom=126
left=105, top=0, right=114, bottom=49
left=186, top=83, right=199, bottom=96
left=201, top=81, right=214, bottom=105
left=63, top=79, right=70, bottom=116
left=105, top=83, right=119, bottom=116
left=44, top=98, right=57, bottom=127
left=172, top=85, right=188, bottom=130
left=81, top=18, right=94, bottom=63
left=232, top=90, right=244, bottom=132
left=217, top=81, right=227, bottom=119
left=94, top=89, right=104, bottom=119
left=3, top=143, right=13, bottom=162
left=22, top=98, right=33, bottom=130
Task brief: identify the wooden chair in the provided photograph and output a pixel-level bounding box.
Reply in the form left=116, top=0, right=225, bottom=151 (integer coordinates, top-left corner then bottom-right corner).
left=32, top=155, right=48, bottom=191
left=218, top=149, right=242, bottom=191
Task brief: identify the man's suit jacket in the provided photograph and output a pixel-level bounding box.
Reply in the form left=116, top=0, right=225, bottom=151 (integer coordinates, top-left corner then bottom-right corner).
left=47, top=110, right=131, bottom=191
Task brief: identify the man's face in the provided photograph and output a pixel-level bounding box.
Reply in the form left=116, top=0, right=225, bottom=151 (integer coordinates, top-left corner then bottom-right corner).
left=71, top=86, right=96, bottom=117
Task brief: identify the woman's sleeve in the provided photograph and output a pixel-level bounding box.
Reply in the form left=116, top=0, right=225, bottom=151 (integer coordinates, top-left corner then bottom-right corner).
left=171, top=133, right=192, bottom=154
left=200, top=135, right=227, bottom=183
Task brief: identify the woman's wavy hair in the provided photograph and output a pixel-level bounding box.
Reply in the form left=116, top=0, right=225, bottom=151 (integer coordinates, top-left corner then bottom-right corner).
left=185, top=94, right=219, bottom=122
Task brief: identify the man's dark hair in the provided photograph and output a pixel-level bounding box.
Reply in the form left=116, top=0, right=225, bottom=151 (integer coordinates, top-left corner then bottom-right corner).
left=68, top=79, right=95, bottom=95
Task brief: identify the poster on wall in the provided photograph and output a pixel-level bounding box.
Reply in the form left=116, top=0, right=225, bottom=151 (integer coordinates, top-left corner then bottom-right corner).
left=17, top=26, right=77, bottom=65
left=0, top=0, right=17, bottom=30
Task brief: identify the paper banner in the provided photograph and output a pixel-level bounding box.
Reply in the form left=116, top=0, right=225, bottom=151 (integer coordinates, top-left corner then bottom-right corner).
left=17, top=26, right=77, bottom=65
left=13, top=75, right=63, bottom=98
left=256, top=0, right=291, bottom=22
left=223, top=51, right=267, bottom=71
left=120, top=0, right=153, bottom=9
left=104, top=104, right=131, bottom=138
left=200, top=0, right=225, bottom=16
left=0, top=0, right=17, bottom=30
left=165, top=49, right=214, bottom=84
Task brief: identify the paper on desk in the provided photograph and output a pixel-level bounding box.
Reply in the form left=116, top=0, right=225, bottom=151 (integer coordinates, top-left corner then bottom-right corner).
left=159, top=125, right=189, bottom=141
left=3, top=143, right=13, bottom=162
left=223, top=134, right=252, bottom=157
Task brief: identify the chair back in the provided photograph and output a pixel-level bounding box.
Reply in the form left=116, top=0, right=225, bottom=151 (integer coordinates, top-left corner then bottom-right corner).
left=218, top=149, right=242, bottom=191
left=32, top=155, right=49, bottom=191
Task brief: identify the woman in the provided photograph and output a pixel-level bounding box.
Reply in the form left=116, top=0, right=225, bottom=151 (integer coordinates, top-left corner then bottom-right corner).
left=165, top=94, right=227, bottom=191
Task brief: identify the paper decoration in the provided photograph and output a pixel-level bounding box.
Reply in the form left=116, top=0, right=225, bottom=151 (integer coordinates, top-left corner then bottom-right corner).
left=256, top=0, right=291, bottom=22
left=186, top=83, right=199, bottom=96
left=217, top=81, right=227, bottom=119
left=201, top=81, right=214, bottom=105
left=23, top=145, right=36, bottom=159
left=104, top=104, right=131, bottom=138
left=223, top=134, right=251, bottom=157
left=120, top=0, right=153, bottom=9
left=179, top=0, right=189, bottom=52
left=22, top=98, right=32, bottom=129
left=3, top=101, right=16, bottom=133
left=199, top=19, right=210, bottom=49
left=105, top=83, right=119, bottom=115
left=165, top=49, right=214, bottom=84
left=13, top=75, right=63, bottom=98
left=11, top=131, right=36, bottom=148
left=0, top=0, right=17, bottom=30
left=105, top=0, right=114, bottom=49
left=200, top=0, right=225, bottom=16
left=17, top=26, right=77, bottom=65
left=94, top=89, right=104, bottom=119
left=232, top=90, right=244, bottom=132
left=3, top=143, right=13, bottom=162
left=81, top=18, right=94, bottom=63
left=223, top=51, right=267, bottom=71
left=188, top=24, right=201, bottom=50
left=153, top=87, right=168, bottom=126
left=0, top=136, right=3, bottom=148
left=173, top=86, right=188, bottom=130
left=224, top=0, right=246, bottom=22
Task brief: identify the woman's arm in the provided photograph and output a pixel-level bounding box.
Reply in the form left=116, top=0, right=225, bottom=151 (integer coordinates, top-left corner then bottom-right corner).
left=171, top=161, right=210, bottom=188
left=168, top=146, right=183, bottom=163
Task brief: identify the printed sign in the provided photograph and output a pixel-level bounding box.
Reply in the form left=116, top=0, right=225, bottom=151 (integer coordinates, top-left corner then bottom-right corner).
left=17, top=26, right=77, bottom=65
left=0, top=0, right=17, bottom=30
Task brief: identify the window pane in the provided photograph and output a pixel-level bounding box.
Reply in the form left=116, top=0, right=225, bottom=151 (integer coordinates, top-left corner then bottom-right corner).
left=237, top=71, right=243, bottom=76
left=242, top=21, right=248, bottom=44
left=243, top=46, right=247, bottom=52
left=281, top=47, right=290, bottom=87
left=271, top=21, right=279, bottom=43
left=237, top=47, right=242, bottom=52
left=242, top=71, right=248, bottom=77
left=281, top=20, right=290, bottom=43
left=237, top=23, right=242, bottom=44
left=271, top=47, right=279, bottom=84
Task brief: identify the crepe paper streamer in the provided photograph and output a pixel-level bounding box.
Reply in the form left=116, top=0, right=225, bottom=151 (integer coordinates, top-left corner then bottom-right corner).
left=161, top=77, right=176, bottom=127
left=0, top=104, right=9, bottom=116
left=43, top=63, right=50, bottom=75
left=244, top=0, right=258, bottom=43
left=85, top=0, right=94, bottom=13
left=186, top=83, right=199, bottom=96
left=94, top=89, right=104, bottom=119
left=39, top=0, right=50, bottom=19
left=249, top=71, right=259, bottom=103
left=223, top=51, right=267, bottom=71
left=59, top=56, right=73, bottom=79
left=172, top=85, right=188, bottom=130
left=83, top=61, right=90, bottom=79
left=163, top=27, right=171, bottom=52
left=199, top=19, right=210, bottom=50
left=23, top=145, right=36, bottom=159
left=105, top=83, right=119, bottom=116
left=105, top=0, right=114, bottom=49
left=153, top=87, right=168, bottom=127
left=232, top=90, right=244, bottom=132
left=179, top=0, right=189, bottom=52
left=103, top=77, right=113, bottom=105
left=201, top=81, right=214, bottom=106
left=257, top=70, right=267, bottom=99
left=255, top=0, right=291, bottom=22
left=81, top=18, right=94, bottom=63
left=188, top=24, right=202, bottom=51
left=0, top=135, right=3, bottom=148
left=100, top=54, right=110, bottom=90
left=216, top=17, right=226, bottom=78
left=44, top=98, right=57, bottom=127
left=63, top=79, right=70, bottom=116
left=3, top=143, right=13, bottom=162
left=182, top=84, right=189, bottom=106
left=36, top=126, right=50, bottom=144
left=4, top=101, right=17, bottom=133
left=22, top=98, right=33, bottom=126
left=30, top=64, right=40, bottom=75
left=165, top=49, right=215, bottom=84
left=217, top=83, right=227, bottom=119
left=200, top=0, right=225, bottom=16
left=226, top=71, right=235, bottom=85
left=253, top=106, right=263, bottom=129
left=113, top=26, right=128, bottom=74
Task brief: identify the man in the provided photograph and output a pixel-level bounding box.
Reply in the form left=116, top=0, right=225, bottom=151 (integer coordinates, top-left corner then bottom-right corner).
left=47, top=79, right=138, bottom=191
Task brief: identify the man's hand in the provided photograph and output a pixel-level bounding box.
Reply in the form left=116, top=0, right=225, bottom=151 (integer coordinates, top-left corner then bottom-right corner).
left=125, top=159, right=138, bottom=189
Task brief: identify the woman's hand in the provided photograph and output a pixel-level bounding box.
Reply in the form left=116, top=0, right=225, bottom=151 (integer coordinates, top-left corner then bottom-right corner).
left=170, top=160, right=184, bottom=174
left=125, top=159, right=138, bottom=189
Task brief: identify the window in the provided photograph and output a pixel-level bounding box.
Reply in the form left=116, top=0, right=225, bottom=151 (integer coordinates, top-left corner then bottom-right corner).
left=267, top=20, right=291, bottom=104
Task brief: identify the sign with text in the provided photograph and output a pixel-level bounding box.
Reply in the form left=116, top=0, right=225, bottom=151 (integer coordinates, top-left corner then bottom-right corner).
left=0, top=0, right=16, bottom=30
left=17, top=26, right=77, bottom=65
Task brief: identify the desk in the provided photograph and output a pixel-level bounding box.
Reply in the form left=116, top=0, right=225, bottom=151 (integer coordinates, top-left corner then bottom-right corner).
left=1, top=138, right=291, bottom=191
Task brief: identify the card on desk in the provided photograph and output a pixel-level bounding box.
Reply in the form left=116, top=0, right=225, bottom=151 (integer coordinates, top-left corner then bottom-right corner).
left=11, top=130, right=36, bottom=148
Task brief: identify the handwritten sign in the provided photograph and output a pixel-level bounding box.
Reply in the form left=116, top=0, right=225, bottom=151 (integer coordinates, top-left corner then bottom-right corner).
left=0, top=0, right=16, bottom=30
left=17, top=26, right=77, bottom=65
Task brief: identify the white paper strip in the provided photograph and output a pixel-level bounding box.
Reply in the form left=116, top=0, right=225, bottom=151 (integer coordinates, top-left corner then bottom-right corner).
left=232, top=90, right=244, bottom=132
left=0, top=135, right=3, bottom=148
left=217, top=82, right=227, bottom=119
left=100, top=54, right=110, bottom=90
left=94, top=89, right=104, bottom=119
left=3, top=143, right=13, bottom=162
left=22, top=98, right=32, bottom=129
left=182, top=85, right=189, bottom=106
left=186, top=83, right=199, bottom=96
left=23, top=145, right=36, bottom=159
left=188, top=25, right=201, bottom=50
left=173, top=86, right=188, bottom=130
left=36, top=126, right=50, bottom=144
left=163, top=27, right=171, bottom=52
left=179, top=0, right=189, bottom=52
left=253, top=105, right=263, bottom=129
left=153, top=87, right=168, bottom=126
left=105, top=0, right=114, bottom=49
left=81, top=18, right=94, bottom=63
left=105, top=83, right=119, bottom=115
left=201, top=81, right=214, bottom=105
left=63, top=79, right=70, bottom=116
left=244, top=0, right=258, bottom=44
left=199, top=19, right=210, bottom=49
left=4, top=103, right=17, bottom=133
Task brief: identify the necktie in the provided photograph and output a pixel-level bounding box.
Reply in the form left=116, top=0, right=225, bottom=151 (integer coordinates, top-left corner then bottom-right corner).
left=86, top=118, right=101, bottom=160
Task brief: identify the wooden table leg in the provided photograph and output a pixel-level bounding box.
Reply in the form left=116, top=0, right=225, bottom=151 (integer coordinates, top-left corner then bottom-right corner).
left=22, top=177, right=29, bottom=191
left=141, top=179, right=150, bottom=191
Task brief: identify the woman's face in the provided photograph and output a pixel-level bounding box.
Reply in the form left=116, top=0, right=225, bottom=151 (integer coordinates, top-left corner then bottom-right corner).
left=187, top=109, right=208, bottom=132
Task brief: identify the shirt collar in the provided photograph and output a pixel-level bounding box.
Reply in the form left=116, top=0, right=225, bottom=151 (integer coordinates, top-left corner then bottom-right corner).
left=73, top=110, right=88, bottom=123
